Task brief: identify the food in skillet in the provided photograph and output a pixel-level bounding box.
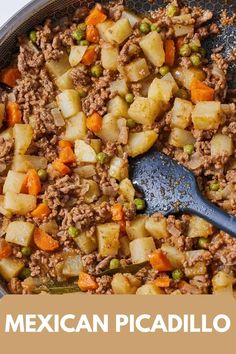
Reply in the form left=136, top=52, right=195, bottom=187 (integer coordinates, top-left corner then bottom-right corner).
left=0, top=0, right=235, bottom=295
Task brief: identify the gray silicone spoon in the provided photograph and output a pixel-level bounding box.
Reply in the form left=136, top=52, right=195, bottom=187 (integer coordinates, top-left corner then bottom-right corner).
left=130, top=148, right=236, bottom=238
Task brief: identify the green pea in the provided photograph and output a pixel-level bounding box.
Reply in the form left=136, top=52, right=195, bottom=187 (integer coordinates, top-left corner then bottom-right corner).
left=198, top=47, right=206, bottom=57
left=72, top=30, right=85, bottom=42
left=97, top=152, right=109, bottom=164
left=126, top=118, right=136, bottom=129
left=125, top=93, right=134, bottom=104
left=183, top=144, right=194, bottom=155
left=91, top=65, right=103, bottom=78
left=189, top=42, right=200, bottom=52
left=29, top=30, right=37, bottom=43
left=150, top=24, right=160, bottom=32
left=172, top=269, right=184, bottom=281
left=198, top=237, right=209, bottom=249
left=77, top=23, right=87, bottom=32
left=190, top=53, right=201, bottom=67
left=176, top=88, right=189, bottom=100
left=77, top=88, right=87, bottom=98
left=19, top=268, right=31, bottom=280
left=139, top=22, right=151, bottom=34
left=134, top=198, right=146, bottom=210
left=68, top=226, right=79, bottom=238
left=109, top=258, right=120, bottom=269
left=159, top=65, right=170, bottom=76
left=21, top=247, right=31, bottom=257
left=37, top=169, right=48, bottom=182
left=179, top=44, right=191, bottom=57
left=167, top=4, right=178, bottom=17
left=209, top=181, right=220, bottom=191
left=80, top=40, right=89, bottom=46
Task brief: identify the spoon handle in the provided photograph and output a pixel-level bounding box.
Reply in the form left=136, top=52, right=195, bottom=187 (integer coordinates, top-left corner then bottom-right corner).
left=186, top=193, right=236, bottom=238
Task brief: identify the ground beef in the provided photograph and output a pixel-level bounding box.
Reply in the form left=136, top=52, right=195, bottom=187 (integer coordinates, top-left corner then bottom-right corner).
left=70, top=65, right=91, bottom=90
left=105, top=0, right=124, bottom=21
left=95, top=275, right=113, bottom=294
left=8, top=278, right=23, bottom=294
left=220, top=9, right=236, bottom=27
left=0, top=137, right=14, bottom=175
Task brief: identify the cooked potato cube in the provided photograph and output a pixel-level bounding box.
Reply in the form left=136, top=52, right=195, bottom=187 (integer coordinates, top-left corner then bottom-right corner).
left=4, top=192, right=36, bottom=215
left=185, top=262, right=207, bottom=278
left=46, top=52, right=71, bottom=78
left=62, top=255, right=84, bottom=277
left=119, top=236, right=131, bottom=257
left=3, top=171, right=26, bottom=194
left=57, top=89, right=81, bottom=118
left=126, top=215, right=149, bottom=240
left=90, top=139, right=101, bottom=154
left=130, top=237, right=156, bottom=263
left=64, top=112, right=87, bottom=142
left=6, top=221, right=35, bottom=246
left=69, top=45, right=88, bottom=67
left=0, top=127, right=13, bottom=140
left=148, top=78, right=173, bottom=105
left=171, top=98, right=193, bottom=129
left=210, top=134, right=233, bottom=157
left=101, top=43, right=119, bottom=70
left=55, top=69, right=74, bottom=91
left=107, top=18, right=132, bottom=44
left=161, top=244, right=184, bottom=268
left=187, top=216, right=213, bottom=238
left=74, top=140, right=97, bottom=163
left=139, top=31, right=165, bottom=67
left=161, top=73, right=179, bottom=94
left=0, top=103, right=5, bottom=128
left=128, top=97, right=160, bottom=125
left=125, top=58, right=150, bottom=82
left=119, top=178, right=135, bottom=202
left=136, top=283, right=164, bottom=295
left=83, top=180, right=100, bottom=203
left=111, top=273, right=141, bottom=294
left=212, top=271, right=233, bottom=295
left=145, top=216, right=169, bottom=239
left=96, top=114, right=120, bottom=142
left=121, top=10, right=141, bottom=27
left=0, top=196, right=12, bottom=217
left=127, top=131, right=158, bottom=157
left=13, top=124, right=33, bottom=155
left=12, top=155, right=47, bottom=173
left=192, top=101, right=221, bottom=130
left=97, top=222, right=120, bottom=257
left=109, top=156, right=128, bottom=181
left=96, top=20, right=114, bottom=42
left=110, top=79, right=129, bottom=97
left=107, top=96, right=129, bottom=118
left=169, top=128, right=195, bottom=147
left=0, top=257, right=24, bottom=281
left=75, top=231, right=98, bottom=254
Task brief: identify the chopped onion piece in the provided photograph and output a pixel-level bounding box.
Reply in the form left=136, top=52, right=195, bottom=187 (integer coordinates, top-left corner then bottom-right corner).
left=8, top=92, right=16, bottom=102
left=188, top=152, right=203, bottom=170
left=51, top=108, right=65, bottom=127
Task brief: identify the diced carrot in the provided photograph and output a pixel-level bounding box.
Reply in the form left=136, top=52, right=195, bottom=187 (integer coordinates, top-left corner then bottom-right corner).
left=86, top=25, right=100, bottom=43
left=78, top=271, right=98, bottom=291
left=34, top=228, right=59, bottom=252
left=85, top=5, right=107, bottom=26
left=154, top=276, right=171, bottom=288
left=59, top=146, right=76, bottom=164
left=31, top=203, right=51, bottom=219
left=0, top=239, right=12, bottom=260
left=149, top=250, right=173, bottom=272
left=0, top=68, right=21, bottom=88
left=118, top=219, right=126, bottom=234
left=190, top=79, right=215, bottom=104
left=58, top=140, right=73, bottom=149
left=175, top=36, right=185, bottom=51
left=86, top=112, right=103, bottom=133
left=6, top=101, right=22, bottom=127
left=165, top=39, right=176, bottom=67
left=81, top=46, right=98, bottom=66
left=111, top=203, right=124, bottom=222
left=21, top=169, right=41, bottom=196
left=52, top=159, right=71, bottom=176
